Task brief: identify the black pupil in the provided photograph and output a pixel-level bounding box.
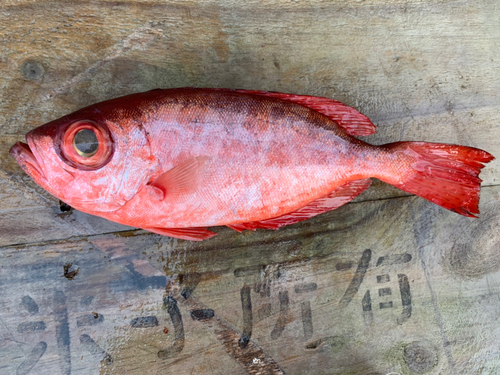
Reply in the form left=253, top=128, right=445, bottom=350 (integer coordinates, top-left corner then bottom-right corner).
left=74, top=129, right=98, bottom=156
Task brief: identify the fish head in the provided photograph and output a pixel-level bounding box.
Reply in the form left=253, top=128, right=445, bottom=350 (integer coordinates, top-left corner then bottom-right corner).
left=10, top=107, right=158, bottom=213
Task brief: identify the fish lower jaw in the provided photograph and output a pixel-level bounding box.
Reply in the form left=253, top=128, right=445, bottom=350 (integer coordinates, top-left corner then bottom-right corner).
left=9, top=141, right=46, bottom=182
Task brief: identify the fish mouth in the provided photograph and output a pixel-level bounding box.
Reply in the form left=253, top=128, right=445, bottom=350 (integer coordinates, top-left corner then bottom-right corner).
left=9, top=141, right=46, bottom=181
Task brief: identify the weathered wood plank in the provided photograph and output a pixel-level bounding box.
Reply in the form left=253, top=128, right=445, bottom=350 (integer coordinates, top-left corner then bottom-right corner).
left=1, top=1, right=500, bottom=374
left=1, top=0, right=499, bottom=245
left=0, top=186, right=499, bottom=374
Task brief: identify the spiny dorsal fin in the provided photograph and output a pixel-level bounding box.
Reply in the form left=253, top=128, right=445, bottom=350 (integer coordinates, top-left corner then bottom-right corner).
left=214, top=89, right=376, bottom=136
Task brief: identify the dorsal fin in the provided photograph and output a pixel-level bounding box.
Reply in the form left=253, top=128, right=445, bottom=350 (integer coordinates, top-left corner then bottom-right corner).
left=227, top=179, right=372, bottom=232
left=213, top=89, right=376, bottom=136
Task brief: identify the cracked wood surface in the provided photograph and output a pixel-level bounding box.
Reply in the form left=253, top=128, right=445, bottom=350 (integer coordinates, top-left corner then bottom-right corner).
left=0, top=0, right=499, bottom=374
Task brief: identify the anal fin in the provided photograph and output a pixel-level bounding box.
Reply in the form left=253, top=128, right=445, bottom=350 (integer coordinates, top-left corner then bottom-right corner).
left=227, top=179, right=372, bottom=232
left=144, top=226, right=217, bottom=241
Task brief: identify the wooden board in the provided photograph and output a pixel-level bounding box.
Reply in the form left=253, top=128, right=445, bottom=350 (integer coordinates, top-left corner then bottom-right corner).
left=0, top=0, right=499, bottom=374
left=1, top=186, right=500, bottom=375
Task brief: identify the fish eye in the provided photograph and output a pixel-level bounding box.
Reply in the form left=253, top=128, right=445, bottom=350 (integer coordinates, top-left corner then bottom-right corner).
left=59, top=120, right=113, bottom=170
left=73, top=129, right=99, bottom=157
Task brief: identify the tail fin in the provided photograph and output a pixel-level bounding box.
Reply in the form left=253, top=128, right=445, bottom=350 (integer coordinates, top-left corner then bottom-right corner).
left=383, top=142, right=494, bottom=217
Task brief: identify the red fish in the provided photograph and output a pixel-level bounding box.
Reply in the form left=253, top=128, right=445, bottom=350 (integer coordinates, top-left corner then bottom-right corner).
left=10, top=88, right=494, bottom=240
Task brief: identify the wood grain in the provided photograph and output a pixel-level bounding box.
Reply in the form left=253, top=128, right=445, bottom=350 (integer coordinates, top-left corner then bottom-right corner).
left=0, top=0, right=499, bottom=374
left=0, top=186, right=499, bottom=374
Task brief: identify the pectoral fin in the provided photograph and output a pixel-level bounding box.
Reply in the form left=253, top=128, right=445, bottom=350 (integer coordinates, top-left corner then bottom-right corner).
left=148, top=156, right=210, bottom=201
left=227, top=179, right=372, bottom=232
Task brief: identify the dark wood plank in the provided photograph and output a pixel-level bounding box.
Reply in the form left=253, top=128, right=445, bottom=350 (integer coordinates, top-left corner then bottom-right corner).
left=1, top=0, right=498, bottom=245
